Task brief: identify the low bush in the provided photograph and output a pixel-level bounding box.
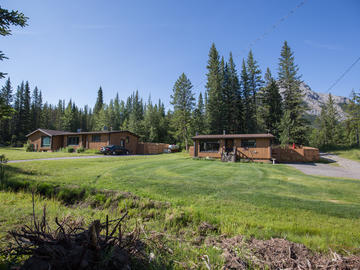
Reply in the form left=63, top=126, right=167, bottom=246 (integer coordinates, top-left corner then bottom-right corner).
left=25, top=143, right=35, bottom=152
left=76, top=146, right=85, bottom=153
left=60, top=147, right=75, bottom=153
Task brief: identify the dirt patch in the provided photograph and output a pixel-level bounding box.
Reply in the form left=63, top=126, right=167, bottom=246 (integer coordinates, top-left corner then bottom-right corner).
left=207, top=236, right=360, bottom=269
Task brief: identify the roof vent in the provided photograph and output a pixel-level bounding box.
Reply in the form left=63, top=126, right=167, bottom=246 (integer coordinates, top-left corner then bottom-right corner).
left=77, top=129, right=82, bottom=133
left=223, top=130, right=226, bottom=135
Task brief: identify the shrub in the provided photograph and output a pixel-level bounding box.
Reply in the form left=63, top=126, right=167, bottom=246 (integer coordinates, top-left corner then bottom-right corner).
left=25, top=143, right=35, bottom=152
left=57, top=187, right=85, bottom=204
left=66, top=147, right=75, bottom=153
left=76, top=146, right=85, bottom=153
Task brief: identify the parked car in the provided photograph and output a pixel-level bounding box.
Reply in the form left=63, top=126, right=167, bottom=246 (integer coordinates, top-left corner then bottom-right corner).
left=100, top=145, right=130, bottom=155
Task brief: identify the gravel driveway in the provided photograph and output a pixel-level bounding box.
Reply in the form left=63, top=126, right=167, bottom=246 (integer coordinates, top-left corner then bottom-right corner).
left=286, top=153, right=360, bottom=179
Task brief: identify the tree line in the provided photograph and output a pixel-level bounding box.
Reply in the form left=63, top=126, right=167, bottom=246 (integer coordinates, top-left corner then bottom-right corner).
left=1, top=41, right=360, bottom=150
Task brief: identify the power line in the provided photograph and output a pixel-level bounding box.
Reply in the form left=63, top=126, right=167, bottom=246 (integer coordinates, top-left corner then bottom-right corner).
left=326, top=56, right=360, bottom=93
left=191, top=0, right=307, bottom=93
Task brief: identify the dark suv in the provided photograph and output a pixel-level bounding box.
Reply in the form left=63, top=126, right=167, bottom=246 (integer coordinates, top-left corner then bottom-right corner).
left=100, top=145, right=130, bottom=155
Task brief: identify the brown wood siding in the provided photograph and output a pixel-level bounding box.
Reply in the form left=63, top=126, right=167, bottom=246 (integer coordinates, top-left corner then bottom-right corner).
left=63, top=135, right=84, bottom=149
left=86, top=133, right=110, bottom=151
left=191, top=138, right=271, bottom=161
left=195, top=139, right=224, bottom=158
left=235, top=138, right=271, bottom=160
left=272, top=146, right=319, bottom=162
left=137, top=142, right=169, bottom=154
left=110, top=132, right=138, bottom=154
left=27, top=131, right=52, bottom=151
left=51, top=135, right=63, bottom=150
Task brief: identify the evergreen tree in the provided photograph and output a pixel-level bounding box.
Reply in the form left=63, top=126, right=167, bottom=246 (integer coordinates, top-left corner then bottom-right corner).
left=346, top=90, right=360, bottom=146
left=62, top=100, right=75, bottom=131
left=127, top=91, right=144, bottom=136
left=170, top=73, right=195, bottom=150
left=0, top=77, right=14, bottom=142
left=192, top=92, right=206, bottom=134
left=223, top=52, right=242, bottom=133
left=31, top=86, right=42, bottom=129
left=278, top=110, right=292, bottom=147
left=114, top=93, right=122, bottom=129
left=278, top=41, right=307, bottom=144
left=0, top=7, right=28, bottom=78
left=240, top=59, right=253, bottom=133
left=205, top=43, right=223, bottom=134
left=246, top=50, right=263, bottom=132
left=258, top=68, right=282, bottom=137
left=22, top=81, right=32, bottom=136
left=94, top=86, right=104, bottom=114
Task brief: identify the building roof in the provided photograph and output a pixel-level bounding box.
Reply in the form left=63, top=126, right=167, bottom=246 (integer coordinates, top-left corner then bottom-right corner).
left=26, top=129, right=70, bottom=137
left=192, top=133, right=274, bottom=139
left=26, top=129, right=140, bottom=138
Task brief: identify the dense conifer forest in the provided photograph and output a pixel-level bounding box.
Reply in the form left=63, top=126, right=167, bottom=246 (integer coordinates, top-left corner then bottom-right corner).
left=1, top=42, right=359, bottom=149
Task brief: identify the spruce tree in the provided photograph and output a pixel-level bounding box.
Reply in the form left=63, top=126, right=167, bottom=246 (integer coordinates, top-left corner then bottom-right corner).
left=170, top=73, right=195, bottom=150
left=258, top=68, right=282, bottom=137
left=224, top=52, right=242, bottom=133
left=240, top=59, right=253, bottom=133
left=0, top=78, right=13, bottom=142
left=114, top=93, right=122, bottom=129
left=346, top=90, right=360, bottom=146
left=94, top=86, right=104, bottom=114
left=205, top=43, right=223, bottom=134
left=192, top=92, right=206, bottom=134
left=20, top=81, right=31, bottom=137
left=278, top=41, right=307, bottom=145
left=0, top=7, right=28, bottom=78
left=246, top=50, right=263, bottom=132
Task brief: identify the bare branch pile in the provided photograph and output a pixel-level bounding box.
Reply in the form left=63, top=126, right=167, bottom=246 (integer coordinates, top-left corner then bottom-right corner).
left=1, top=196, right=150, bottom=270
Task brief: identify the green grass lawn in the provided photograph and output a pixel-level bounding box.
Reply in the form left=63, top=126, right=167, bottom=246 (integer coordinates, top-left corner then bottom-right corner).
left=0, top=147, right=99, bottom=161
left=4, top=153, right=360, bottom=255
left=331, top=147, right=360, bottom=161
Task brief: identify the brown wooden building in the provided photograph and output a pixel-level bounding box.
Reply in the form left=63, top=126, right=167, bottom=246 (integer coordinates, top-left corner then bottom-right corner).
left=190, top=133, right=319, bottom=163
left=191, top=133, right=274, bottom=162
left=26, top=129, right=140, bottom=154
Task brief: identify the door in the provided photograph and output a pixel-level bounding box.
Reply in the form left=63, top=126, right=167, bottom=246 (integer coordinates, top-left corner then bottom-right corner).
left=225, top=139, right=234, bottom=152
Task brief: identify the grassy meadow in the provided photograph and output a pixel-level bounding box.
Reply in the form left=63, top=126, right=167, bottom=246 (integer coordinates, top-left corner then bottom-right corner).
left=2, top=151, right=360, bottom=257
left=331, top=147, right=360, bottom=161
left=0, top=147, right=99, bottom=161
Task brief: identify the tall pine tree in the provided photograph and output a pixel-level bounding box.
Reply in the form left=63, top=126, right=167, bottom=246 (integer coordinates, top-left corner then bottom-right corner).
left=170, top=73, right=195, bottom=150
left=94, top=86, right=104, bottom=114
left=258, top=68, right=282, bottom=137
left=278, top=41, right=307, bottom=145
left=205, top=43, right=223, bottom=134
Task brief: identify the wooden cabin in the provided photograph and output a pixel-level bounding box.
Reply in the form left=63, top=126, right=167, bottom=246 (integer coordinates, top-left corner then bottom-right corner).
left=191, top=133, right=274, bottom=162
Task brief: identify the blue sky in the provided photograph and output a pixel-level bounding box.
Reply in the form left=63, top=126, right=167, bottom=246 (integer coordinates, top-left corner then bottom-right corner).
left=1, top=0, right=359, bottom=108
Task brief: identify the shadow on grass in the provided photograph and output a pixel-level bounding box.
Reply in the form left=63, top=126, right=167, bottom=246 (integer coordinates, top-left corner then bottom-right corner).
left=5, top=165, right=42, bottom=176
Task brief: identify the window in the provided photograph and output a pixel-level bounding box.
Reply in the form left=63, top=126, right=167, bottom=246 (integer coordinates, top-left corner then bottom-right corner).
left=92, top=134, right=101, bottom=142
left=241, top=139, right=256, bottom=148
left=120, top=139, right=125, bottom=147
left=199, top=140, right=220, bottom=152
left=41, top=136, right=51, bottom=147
left=67, top=136, right=79, bottom=145
left=126, top=136, right=129, bottom=143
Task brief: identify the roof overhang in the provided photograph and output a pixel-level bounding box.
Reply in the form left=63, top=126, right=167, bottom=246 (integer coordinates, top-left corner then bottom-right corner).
left=192, top=134, right=275, bottom=140
left=26, top=129, right=53, bottom=137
